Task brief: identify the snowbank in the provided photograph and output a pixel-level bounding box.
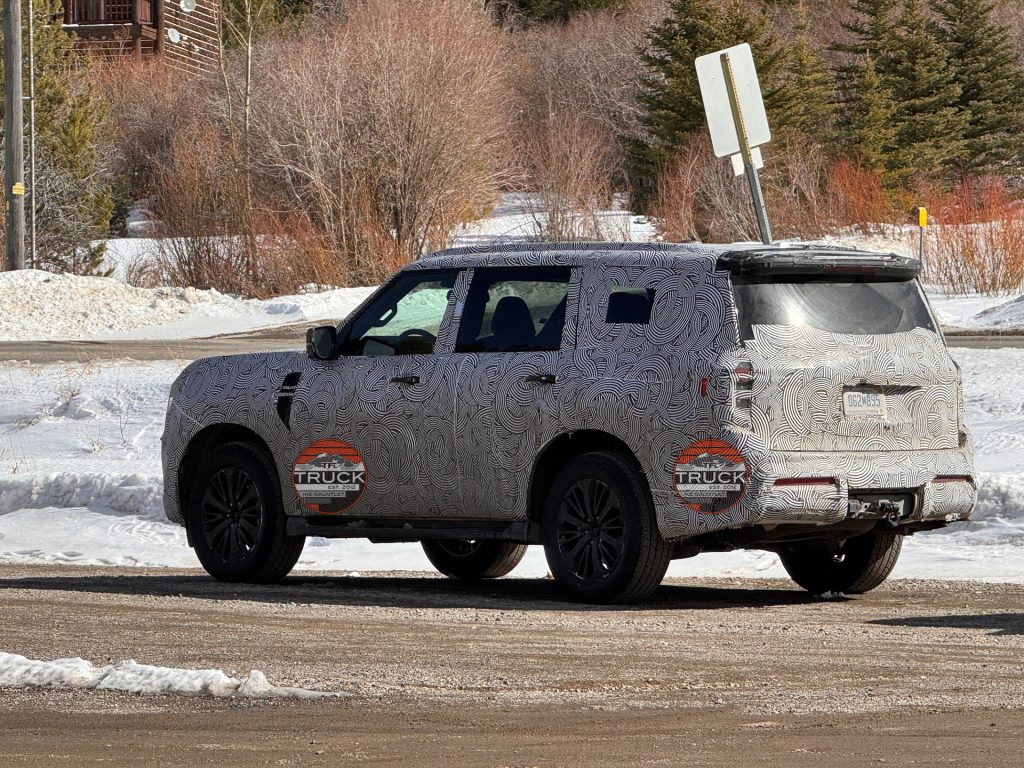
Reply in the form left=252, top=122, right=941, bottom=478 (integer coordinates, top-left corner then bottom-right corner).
left=0, top=269, right=374, bottom=341
left=0, top=652, right=330, bottom=698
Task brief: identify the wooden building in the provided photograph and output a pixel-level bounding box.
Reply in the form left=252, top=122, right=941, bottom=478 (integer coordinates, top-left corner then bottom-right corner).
left=61, top=1, right=219, bottom=72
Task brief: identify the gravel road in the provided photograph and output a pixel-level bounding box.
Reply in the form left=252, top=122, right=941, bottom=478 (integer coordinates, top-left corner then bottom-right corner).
left=1, top=564, right=1023, bottom=765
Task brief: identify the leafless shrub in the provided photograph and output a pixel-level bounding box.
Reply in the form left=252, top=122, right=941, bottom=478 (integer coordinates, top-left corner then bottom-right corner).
left=651, top=135, right=901, bottom=243
left=248, top=0, right=512, bottom=285
left=825, top=158, right=895, bottom=234
left=512, top=5, right=662, bottom=154
left=90, top=60, right=209, bottom=199
left=520, top=111, right=618, bottom=241
left=920, top=177, right=1024, bottom=295
left=649, top=135, right=758, bottom=243
left=121, top=254, right=162, bottom=289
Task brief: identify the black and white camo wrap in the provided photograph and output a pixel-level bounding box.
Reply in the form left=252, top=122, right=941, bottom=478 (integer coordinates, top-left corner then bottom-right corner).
left=161, top=243, right=975, bottom=542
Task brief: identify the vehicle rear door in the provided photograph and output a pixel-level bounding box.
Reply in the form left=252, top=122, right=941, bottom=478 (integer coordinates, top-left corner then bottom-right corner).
left=730, top=276, right=960, bottom=452
left=451, top=266, right=578, bottom=520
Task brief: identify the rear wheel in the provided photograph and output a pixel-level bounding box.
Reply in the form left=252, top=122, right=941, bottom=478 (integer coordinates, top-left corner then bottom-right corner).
left=779, top=529, right=902, bottom=595
left=543, top=451, right=671, bottom=603
left=421, top=539, right=527, bottom=580
left=187, top=442, right=305, bottom=584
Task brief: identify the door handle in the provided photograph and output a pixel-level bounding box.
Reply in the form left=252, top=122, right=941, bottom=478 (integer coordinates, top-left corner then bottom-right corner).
left=390, top=375, right=420, bottom=385
left=524, top=373, right=557, bottom=385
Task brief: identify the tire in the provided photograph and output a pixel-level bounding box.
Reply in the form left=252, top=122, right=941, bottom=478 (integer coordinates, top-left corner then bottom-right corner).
left=421, top=539, right=527, bottom=580
left=186, top=441, right=305, bottom=584
left=779, top=529, right=903, bottom=595
left=542, top=451, right=671, bottom=604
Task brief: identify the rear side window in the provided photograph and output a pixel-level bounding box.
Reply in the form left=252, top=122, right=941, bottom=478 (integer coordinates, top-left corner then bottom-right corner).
left=606, top=288, right=655, bottom=325
left=457, top=267, right=571, bottom=353
left=733, top=278, right=936, bottom=341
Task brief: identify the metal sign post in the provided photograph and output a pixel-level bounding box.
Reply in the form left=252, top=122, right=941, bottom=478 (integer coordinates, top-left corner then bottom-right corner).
left=695, top=43, right=774, bottom=245
left=721, top=52, right=772, bottom=245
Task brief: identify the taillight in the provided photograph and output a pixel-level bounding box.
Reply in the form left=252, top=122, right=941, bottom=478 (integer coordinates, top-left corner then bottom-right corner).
left=732, top=361, right=754, bottom=406
left=933, top=475, right=972, bottom=485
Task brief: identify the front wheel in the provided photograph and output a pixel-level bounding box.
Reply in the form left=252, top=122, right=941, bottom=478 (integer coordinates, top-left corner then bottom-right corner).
left=187, top=441, right=305, bottom=584
left=543, top=452, right=671, bottom=604
left=779, top=529, right=903, bottom=595
left=421, top=539, right=527, bottom=580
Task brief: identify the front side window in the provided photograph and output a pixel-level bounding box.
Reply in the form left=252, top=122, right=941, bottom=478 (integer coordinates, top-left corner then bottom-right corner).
left=344, top=271, right=459, bottom=356
left=457, top=268, right=572, bottom=353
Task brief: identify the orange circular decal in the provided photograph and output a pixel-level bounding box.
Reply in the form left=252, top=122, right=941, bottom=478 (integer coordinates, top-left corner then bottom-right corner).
left=673, top=439, right=748, bottom=515
left=292, top=439, right=367, bottom=514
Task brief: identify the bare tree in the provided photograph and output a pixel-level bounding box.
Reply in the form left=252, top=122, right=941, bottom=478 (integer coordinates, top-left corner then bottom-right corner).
left=249, top=0, right=513, bottom=284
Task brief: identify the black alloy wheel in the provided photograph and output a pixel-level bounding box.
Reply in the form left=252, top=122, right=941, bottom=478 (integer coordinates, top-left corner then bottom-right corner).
left=554, top=478, right=626, bottom=582
left=543, top=452, right=671, bottom=603
left=187, top=441, right=305, bottom=584
left=199, top=466, right=264, bottom=565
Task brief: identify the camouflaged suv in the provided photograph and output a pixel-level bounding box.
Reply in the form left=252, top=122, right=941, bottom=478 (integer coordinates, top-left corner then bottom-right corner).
left=161, top=243, right=975, bottom=602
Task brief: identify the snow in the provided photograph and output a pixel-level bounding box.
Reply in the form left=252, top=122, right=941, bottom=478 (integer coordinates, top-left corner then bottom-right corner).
left=1, top=349, right=1024, bottom=582
left=0, top=269, right=375, bottom=341
left=0, top=651, right=330, bottom=698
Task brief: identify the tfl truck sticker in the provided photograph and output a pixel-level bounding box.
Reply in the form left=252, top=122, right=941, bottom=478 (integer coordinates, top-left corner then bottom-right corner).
left=292, top=439, right=367, bottom=514
left=674, top=439, right=748, bottom=514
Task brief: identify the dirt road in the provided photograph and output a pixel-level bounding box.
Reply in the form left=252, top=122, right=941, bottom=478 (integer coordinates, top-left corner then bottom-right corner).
left=1, top=564, right=1023, bottom=765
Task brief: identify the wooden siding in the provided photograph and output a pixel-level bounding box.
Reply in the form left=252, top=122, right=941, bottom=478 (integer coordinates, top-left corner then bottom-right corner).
left=62, top=0, right=219, bottom=73
left=160, top=0, right=220, bottom=74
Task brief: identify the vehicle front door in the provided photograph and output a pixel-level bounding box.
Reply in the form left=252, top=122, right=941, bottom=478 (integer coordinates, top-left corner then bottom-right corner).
left=286, top=269, right=467, bottom=520
left=452, top=266, right=578, bottom=520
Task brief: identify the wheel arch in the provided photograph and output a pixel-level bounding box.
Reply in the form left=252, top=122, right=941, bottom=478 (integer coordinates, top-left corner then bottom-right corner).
left=527, top=430, right=651, bottom=527
left=178, top=423, right=275, bottom=531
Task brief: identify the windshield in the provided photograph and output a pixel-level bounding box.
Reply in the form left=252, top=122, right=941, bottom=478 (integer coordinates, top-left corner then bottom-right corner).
left=732, top=278, right=936, bottom=341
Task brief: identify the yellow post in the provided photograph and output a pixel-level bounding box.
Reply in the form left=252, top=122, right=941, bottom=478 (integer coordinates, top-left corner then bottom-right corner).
left=917, top=207, right=927, bottom=263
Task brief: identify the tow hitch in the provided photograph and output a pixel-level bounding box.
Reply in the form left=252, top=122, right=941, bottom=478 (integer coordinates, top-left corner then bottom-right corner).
left=877, top=501, right=902, bottom=527
left=848, top=492, right=917, bottom=526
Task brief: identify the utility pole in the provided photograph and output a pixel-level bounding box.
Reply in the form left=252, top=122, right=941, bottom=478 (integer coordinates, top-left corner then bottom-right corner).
left=3, top=0, right=26, bottom=271
left=27, top=0, right=35, bottom=269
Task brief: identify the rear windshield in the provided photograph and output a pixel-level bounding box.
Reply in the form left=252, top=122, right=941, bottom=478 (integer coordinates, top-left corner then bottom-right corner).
left=732, top=278, right=936, bottom=341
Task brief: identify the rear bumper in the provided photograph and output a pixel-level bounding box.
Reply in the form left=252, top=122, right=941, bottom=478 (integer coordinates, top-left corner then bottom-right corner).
left=656, top=445, right=975, bottom=541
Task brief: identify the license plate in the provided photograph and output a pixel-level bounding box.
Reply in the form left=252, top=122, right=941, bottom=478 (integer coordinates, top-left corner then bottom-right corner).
left=843, top=389, right=887, bottom=419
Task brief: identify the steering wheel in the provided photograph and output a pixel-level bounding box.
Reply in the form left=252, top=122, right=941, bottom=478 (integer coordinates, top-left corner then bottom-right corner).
left=396, top=327, right=437, bottom=347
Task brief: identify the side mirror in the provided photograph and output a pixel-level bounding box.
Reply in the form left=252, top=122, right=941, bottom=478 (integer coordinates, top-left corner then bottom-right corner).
left=306, top=326, right=339, bottom=360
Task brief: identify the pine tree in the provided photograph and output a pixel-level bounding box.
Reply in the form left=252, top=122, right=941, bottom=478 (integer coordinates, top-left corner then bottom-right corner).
left=629, top=0, right=798, bottom=207
left=932, top=0, right=1024, bottom=175
left=785, top=0, right=837, bottom=142
left=847, top=55, right=900, bottom=182
left=882, top=0, right=968, bottom=181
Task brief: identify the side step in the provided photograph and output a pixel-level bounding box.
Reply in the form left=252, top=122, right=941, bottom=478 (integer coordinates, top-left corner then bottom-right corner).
left=286, top=515, right=539, bottom=544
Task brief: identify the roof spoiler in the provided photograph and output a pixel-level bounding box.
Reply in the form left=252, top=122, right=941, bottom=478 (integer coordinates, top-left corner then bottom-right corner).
left=717, top=247, right=922, bottom=279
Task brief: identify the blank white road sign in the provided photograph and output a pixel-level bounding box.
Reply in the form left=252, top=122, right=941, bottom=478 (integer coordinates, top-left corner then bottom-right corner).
left=695, top=43, right=771, bottom=159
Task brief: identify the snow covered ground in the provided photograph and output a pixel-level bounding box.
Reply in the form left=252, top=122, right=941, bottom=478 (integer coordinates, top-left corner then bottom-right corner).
left=0, top=348, right=1022, bottom=582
